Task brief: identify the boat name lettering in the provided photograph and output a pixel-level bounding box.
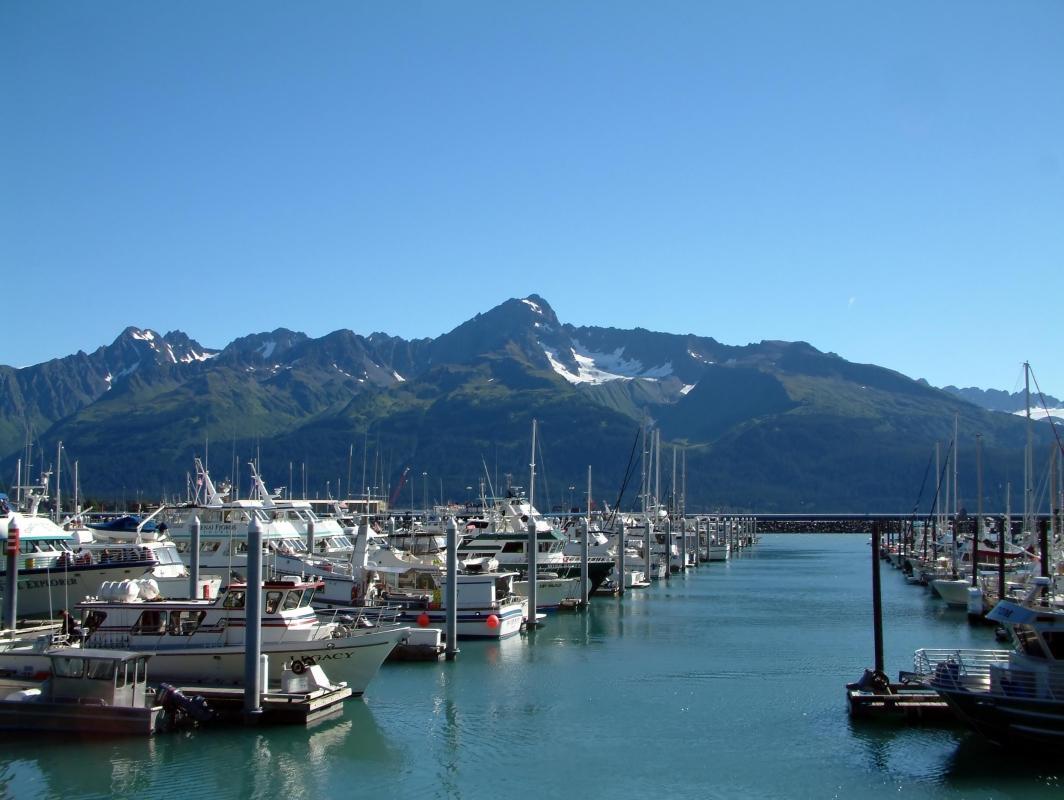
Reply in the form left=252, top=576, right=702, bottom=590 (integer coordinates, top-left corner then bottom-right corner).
left=296, top=653, right=352, bottom=666
left=18, top=577, right=78, bottom=590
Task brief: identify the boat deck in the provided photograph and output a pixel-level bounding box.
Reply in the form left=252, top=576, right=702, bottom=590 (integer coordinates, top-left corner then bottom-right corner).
left=174, top=684, right=353, bottom=726
left=847, top=684, right=956, bottom=724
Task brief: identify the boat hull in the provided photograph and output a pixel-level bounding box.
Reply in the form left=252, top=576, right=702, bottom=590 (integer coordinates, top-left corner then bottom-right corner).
left=0, top=699, right=162, bottom=736
left=935, top=686, right=1064, bottom=749
left=0, top=561, right=159, bottom=618
left=397, top=604, right=526, bottom=640
left=87, top=626, right=407, bottom=696
left=931, top=578, right=974, bottom=607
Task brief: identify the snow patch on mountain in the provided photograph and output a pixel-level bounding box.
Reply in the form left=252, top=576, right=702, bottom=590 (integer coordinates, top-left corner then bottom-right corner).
left=259, top=341, right=277, bottom=359
left=179, top=350, right=215, bottom=363
left=522, top=299, right=544, bottom=315
left=543, top=341, right=674, bottom=385
left=1013, top=406, right=1064, bottom=421
left=681, top=384, right=696, bottom=395
left=131, top=329, right=156, bottom=343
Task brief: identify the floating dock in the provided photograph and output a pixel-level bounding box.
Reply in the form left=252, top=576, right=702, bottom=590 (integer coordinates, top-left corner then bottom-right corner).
left=176, top=683, right=352, bottom=726
left=847, top=681, right=955, bottom=724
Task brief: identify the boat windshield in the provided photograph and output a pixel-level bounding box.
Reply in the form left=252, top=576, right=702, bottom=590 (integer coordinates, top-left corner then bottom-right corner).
left=51, top=656, right=116, bottom=681
left=1042, top=631, right=1064, bottom=660
left=1014, top=624, right=1048, bottom=659
left=153, top=545, right=182, bottom=565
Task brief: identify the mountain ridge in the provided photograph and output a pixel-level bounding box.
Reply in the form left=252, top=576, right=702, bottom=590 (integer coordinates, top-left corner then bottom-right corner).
left=1, top=296, right=1054, bottom=511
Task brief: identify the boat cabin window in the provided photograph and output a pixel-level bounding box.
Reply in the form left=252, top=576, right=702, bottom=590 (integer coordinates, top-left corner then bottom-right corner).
left=502, top=542, right=524, bottom=554
left=1014, top=625, right=1047, bottom=659
left=223, top=590, right=246, bottom=609
left=52, top=656, right=85, bottom=678
left=167, top=610, right=207, bottom=636
left=83, top=610, right=107, bottom=634
left=1042, top=631, right=1064, bottom=660
left=85, top=659, right=116, bottom=681
left=153, top=547, right=181, bottom=565
left=175, top=541, right=190, bottom=553
left=265, top=591, right=284, bottom=614
left=282, top=590, right=306, bottom=611
left=202, top=541, right=220, bottom=553
left=538, top=542, right=552, bottom=553
left=132, top=610, right=166, bottom=635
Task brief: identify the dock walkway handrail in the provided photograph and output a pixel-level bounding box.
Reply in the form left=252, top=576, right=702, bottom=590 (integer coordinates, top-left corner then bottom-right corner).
left=913, top=648, right=1010, bottom=680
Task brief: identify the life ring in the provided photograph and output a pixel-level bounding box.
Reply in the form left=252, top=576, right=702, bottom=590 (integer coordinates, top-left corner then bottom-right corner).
left=291, top=659, right=306, bottom=675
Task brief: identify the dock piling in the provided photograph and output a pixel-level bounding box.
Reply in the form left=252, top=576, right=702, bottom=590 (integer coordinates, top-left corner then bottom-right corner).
left=189, top=516, right=200, bottom=599
left=871, top=520, right=885, bottom=677
left=644, top=518, right=652, bottom=583
left=581, top=466, right=590, bottom=608
left=5, top=519, right=19, bottom=630
left=445, top=517, right=458, bottom=659
left=679, top=515, right=687, bottom=571
left=244, top=516, right=264, bottom=720
left=526, top=516, right=539, bottom=626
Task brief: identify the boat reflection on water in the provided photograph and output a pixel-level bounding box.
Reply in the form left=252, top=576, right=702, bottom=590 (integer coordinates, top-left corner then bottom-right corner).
left=0, top=702, right=403, bottom=798
left=940, top=732, right=1062, bottom=793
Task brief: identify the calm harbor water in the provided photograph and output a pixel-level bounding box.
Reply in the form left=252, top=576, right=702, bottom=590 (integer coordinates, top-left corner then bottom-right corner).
left=1, top=534, right=1060, bottom=799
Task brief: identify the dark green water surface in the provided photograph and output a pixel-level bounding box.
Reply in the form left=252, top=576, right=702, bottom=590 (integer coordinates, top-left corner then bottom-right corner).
left=1, top=534, right=1060, bottom=799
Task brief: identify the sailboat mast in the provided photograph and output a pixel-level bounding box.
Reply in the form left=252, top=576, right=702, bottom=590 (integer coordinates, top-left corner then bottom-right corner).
left=672, top=446, right=678, bottom=517
left=1024, top=361, right=1033, bottom=537
left=56, top=440, right=62, bottom=521
left=655, top=428, right=661, bottom=515
left=529, top=418, right=537, bottom=511
left=953, top=414, right=959, bottom=520
left=640, top=418, right=647, bottom=516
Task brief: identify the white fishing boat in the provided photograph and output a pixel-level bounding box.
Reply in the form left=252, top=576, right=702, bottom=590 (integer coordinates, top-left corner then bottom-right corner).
left=163, top=460, right=351, bottom=577
left=1, top=491, right=218, bottom=618
left=383, top=570, right=528, bottom=640
left=0, top=648, right=166, bottom=736
left=69, top=576, right=407, bottom=696
left=920, top=576, right=1064, bottom=748
left=458, top=521, right=614, bottom=594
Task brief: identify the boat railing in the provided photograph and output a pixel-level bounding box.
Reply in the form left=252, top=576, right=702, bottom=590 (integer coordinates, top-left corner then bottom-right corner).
left=914, top=648, right=1010, bottom=684
left=913, top=647, right=1064, bottom=700
left=315, top=604, right=405, bottom=631
left=920, top=647, right=1064, bottom=702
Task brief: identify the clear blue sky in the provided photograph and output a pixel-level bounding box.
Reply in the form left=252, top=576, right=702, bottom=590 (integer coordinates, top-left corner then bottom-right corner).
left=3, top=2, right=1062, bottom=396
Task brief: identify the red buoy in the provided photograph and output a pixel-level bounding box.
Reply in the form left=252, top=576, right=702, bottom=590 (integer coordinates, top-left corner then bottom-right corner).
left=417, top=612, right=430, bottom=628
left=486, top=614, right=500, bottom=629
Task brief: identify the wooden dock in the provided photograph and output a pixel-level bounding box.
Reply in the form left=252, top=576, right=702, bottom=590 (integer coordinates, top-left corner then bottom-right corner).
left=176, top=684, right=352, bottom=726
left=847, top=683, right=956, bottom=724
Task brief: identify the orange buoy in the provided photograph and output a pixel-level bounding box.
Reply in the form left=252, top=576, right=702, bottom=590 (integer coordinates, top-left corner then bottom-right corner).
left=486, top=614, right=500, bottom=629
left=417, top=612, right=430, bottom=628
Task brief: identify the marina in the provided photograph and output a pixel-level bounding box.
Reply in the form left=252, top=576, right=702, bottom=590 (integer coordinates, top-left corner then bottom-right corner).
left=2, top=534, right=1061, bottom=799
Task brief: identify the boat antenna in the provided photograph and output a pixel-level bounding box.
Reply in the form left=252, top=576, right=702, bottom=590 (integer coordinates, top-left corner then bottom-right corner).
left=481, top=455, right=497, bottom=504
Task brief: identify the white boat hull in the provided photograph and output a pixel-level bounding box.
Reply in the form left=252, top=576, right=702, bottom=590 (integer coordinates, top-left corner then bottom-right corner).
left=932, top=578, right=975, bottom=607
left=514, top=577, right=581, bottom=610
left=707, top=544, right=730, bottom=562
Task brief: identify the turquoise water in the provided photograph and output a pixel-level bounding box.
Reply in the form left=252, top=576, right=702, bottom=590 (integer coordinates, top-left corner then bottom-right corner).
left=2, top=534, right=1060, bottom=799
